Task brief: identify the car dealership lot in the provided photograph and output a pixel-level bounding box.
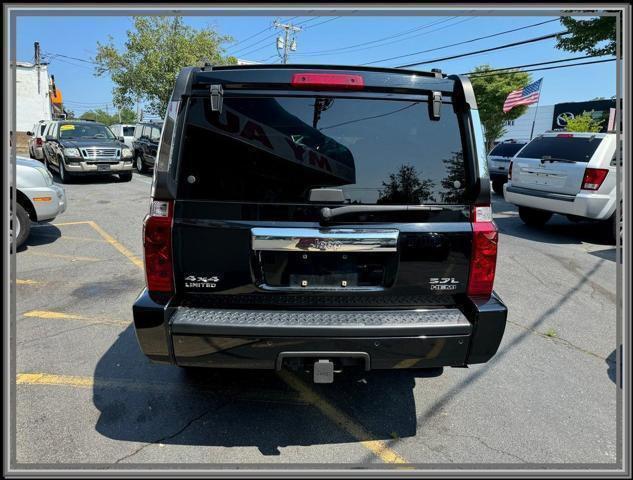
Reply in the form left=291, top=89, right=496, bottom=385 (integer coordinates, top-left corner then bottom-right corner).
left=14, top=173, right=618, bottom=468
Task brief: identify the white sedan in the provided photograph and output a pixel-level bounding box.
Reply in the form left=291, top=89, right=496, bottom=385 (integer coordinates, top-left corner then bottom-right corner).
left=12, top=156, right=67, bottom=249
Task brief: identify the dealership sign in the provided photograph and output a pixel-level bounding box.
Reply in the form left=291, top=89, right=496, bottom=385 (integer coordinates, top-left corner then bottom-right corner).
left=551, top=99, right=615, bottom=132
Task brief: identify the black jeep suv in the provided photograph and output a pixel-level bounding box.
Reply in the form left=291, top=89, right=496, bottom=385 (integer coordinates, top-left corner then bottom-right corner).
left=132, top=64, right=507, bottom=383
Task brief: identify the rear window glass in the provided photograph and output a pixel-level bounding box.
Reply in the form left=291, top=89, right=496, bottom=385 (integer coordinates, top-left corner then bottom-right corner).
left=489, top=142, right=526, bottom=157
left=178, top=96, right=468, bottom=204
left=123, top=127, right=135, bottom=136
left=517, top=136, right=602, bottom=163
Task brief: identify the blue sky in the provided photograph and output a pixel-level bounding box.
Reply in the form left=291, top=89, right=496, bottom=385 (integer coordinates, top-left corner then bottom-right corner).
left=16, top=14, right=616, bottom=116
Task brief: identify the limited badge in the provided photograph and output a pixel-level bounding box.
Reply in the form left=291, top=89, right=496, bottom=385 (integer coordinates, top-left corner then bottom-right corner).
left=184, top=274, right=220, bottom=289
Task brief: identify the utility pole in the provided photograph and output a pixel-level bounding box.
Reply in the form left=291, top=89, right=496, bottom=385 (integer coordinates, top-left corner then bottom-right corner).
left=273, top=19, right=301, bottom=64
left=136, top=95, right=142, bottom=123
left=34, top=42, right=41, bottom=94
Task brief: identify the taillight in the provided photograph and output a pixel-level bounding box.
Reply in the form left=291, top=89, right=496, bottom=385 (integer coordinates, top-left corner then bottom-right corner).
left=36, top=138, right=43, bottom=146
left=143, top=200, right=174, bottom=294
left=508, top=161, right=513, bottom=180
left=291, top=73, right=364, bottom=90
left=581, top=168, right=609, bottom=191
left=467, top=205, right=498, bottom=299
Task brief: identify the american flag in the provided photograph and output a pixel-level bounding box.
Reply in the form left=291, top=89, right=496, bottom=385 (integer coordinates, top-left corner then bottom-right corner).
left=502, top=78, right=542, bottom=113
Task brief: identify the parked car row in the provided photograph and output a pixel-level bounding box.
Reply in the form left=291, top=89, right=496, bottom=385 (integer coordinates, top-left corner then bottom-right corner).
left=488, top=132, right=619, bottom=243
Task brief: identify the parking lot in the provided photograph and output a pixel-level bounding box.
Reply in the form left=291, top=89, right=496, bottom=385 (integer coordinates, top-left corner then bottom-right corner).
left=14, top=170, right=619, bottom=468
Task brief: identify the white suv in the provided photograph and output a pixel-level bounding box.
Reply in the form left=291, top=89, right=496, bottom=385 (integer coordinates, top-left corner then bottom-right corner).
left=503, top=132, right=619, bottom=242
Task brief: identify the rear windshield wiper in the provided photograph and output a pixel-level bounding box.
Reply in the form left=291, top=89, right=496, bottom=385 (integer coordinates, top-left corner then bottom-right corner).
left=540, top=156, right=577, bottom=164
left=321, top=204, right=442, bottom=222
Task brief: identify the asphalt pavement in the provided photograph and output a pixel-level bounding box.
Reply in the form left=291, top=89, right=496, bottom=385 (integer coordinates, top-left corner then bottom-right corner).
left=13, top=171, right=620, bottom=469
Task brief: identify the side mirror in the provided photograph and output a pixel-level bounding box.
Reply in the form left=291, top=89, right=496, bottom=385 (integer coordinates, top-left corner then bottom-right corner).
left=26, top=131, right=33, bottom=136
left=118, top=136, right=125, bottom=143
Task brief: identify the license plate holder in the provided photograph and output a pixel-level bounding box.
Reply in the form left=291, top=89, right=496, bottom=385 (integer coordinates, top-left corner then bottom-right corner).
left=97, top=164, right=111, bottom=171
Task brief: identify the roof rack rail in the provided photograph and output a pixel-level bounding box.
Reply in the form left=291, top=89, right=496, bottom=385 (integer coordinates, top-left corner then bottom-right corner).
left=210, top=63, right=441, bottom=78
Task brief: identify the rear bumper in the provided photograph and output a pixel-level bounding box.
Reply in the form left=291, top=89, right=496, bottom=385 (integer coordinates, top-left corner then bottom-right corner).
left=504, top=184, right=615, bottom=220
left=132, top=290, right=508, bottom=369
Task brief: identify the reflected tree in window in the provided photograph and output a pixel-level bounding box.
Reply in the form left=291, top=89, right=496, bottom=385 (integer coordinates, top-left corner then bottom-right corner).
left=377, top=164, right=435, bottom=205
left=440, top=151, right=467, bottom=204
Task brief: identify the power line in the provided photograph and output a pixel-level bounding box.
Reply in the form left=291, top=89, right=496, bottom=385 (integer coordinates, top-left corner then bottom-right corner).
left=466, top=58, right=615, bottom=77
left=301, top=16, right=341, bottom=30
left=43, top=51, right=97, bottom=64
left=293, top=17, right=459, bottom=56
left=360, top=18, right=560, bottom=66
left=463, top=54, right=606, bottom=75
left=292, top=17, right=464, bottom=57
left=396, top=30, right=569, bottom=68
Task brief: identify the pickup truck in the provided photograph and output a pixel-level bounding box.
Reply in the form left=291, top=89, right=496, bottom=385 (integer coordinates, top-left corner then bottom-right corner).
left=132, top=64, right=508, bottom=383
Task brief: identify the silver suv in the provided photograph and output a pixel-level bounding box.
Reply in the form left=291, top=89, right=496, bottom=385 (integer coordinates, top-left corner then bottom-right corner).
left=504, top=132, right=619, bottom=242
left=487, top=139, right=527, bottom=194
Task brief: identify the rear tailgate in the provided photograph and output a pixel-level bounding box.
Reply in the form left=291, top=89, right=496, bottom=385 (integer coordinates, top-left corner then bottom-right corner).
left=510, top=134, right=606, bottom=195
left=170, top=70, right=478, bottom=309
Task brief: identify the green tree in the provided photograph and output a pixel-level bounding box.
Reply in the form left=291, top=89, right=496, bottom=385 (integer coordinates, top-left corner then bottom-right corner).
left=94, top=16, right=237, bottom=116
left=78, top=107, right=137, bottom=125
left=556, top=16, right=616, bottom=56
left=562, top=110, right=605, bottom=132
left=377, top=164, right=435, bottom=204
left=79, top=109, right=112, bottom=124
left=469, top=65, right=531, bottom=151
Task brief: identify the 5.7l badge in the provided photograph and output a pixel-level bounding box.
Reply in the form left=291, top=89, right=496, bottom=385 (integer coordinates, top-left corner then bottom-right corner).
left=429, top=277, right=460, bottom=291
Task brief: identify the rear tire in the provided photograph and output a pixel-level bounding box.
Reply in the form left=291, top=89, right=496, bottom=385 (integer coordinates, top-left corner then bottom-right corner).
left=518, top=206, right=552, bottom=227
left=119, top=171, right=133, bottom=182
left=12, top=203, right=30, bottom=250
left=135, top=154, right=146, bottom=174
left=491, top=179, right=505, bottom=195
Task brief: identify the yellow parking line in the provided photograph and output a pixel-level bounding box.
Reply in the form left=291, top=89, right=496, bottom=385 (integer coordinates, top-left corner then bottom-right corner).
left=26, top=251, right=101, bottom=262
left=17, top=373, right=94, bottom=388
left=50, top=221, right=95, bottom=227
left=278, top=370, right=411, bottom=466
left=41, top=220, right=144, bottom=268
left=31, top=233, right=108, bottom=243
left=22, top=310, right=129, bottom=326
left=86, top=220, right=144, bottom=269
left=16, top=279, right=41, bottom=285
left=15, top=373, right=309, bottom=405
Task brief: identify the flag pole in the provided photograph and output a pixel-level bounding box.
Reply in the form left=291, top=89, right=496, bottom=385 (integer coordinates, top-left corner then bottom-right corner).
left=529, top=78, right=543, bottom=140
